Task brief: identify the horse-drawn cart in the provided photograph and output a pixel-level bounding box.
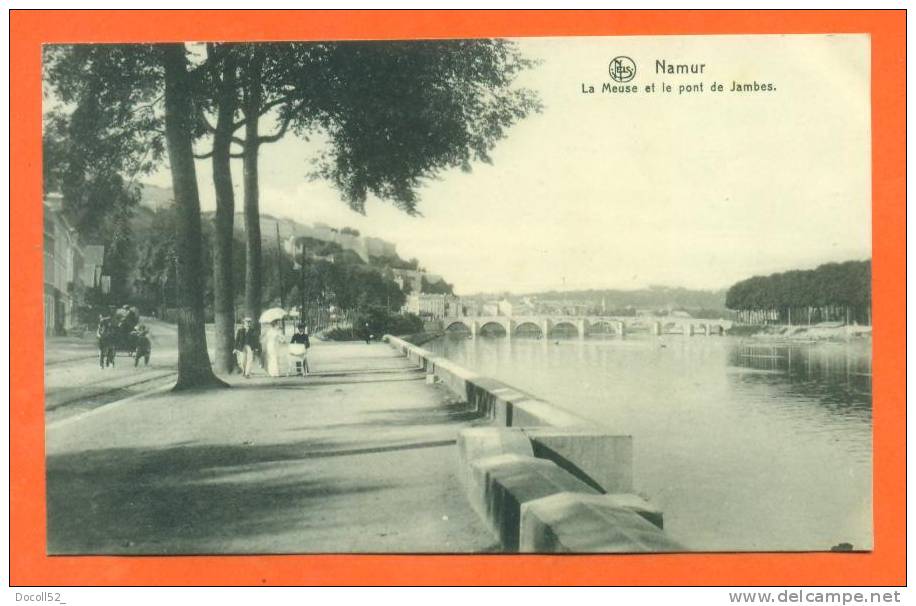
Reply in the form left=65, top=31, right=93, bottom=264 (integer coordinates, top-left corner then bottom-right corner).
left=97, top=317, right=151, bottom=368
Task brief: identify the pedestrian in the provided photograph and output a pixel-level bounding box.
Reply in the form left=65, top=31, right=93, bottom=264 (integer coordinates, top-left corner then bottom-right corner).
left=364, top=321, right=371, bottom=345
left=289, top=324, right=311, bottom=376
left=262, top=319, right=286, bottom=378
left=131, top=322, right=151, bottom=367
left=233, top=317, right=260, bottom=378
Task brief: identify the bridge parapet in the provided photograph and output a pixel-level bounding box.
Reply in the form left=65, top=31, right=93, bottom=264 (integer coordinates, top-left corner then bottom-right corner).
left=441, top=314, right=731, bottom=338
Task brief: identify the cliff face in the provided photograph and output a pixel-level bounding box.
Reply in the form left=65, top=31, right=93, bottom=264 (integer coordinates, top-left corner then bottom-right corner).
left=135, top=183, right=399, bottom=264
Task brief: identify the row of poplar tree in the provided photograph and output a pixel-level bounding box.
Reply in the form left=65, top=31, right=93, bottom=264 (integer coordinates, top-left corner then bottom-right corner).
left=725, top=260, right=871, bottom=326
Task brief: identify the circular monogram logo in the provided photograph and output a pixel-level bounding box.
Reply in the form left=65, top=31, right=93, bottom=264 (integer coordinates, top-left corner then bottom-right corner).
left=608, top=56, right=636, bottom=83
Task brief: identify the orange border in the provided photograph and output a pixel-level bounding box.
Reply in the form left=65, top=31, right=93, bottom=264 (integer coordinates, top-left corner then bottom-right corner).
left=11, top=10, right=905, bottom=586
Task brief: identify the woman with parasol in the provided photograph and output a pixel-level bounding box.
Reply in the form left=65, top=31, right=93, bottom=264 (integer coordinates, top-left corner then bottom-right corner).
left=259, top=307, right=287, bottom=378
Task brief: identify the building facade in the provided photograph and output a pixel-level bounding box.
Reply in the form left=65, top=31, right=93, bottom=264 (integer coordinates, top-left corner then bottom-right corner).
left=43, top=194, right=104, bottom=335
left=404, top=293, right=461, bottom=319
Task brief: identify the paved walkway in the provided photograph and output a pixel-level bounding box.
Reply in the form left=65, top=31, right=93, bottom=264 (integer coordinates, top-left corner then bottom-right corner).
left=45, top=341, right=498, bottom=554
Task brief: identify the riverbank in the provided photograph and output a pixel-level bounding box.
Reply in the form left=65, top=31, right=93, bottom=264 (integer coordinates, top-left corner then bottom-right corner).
left=727, top=322, right=871, bottom=342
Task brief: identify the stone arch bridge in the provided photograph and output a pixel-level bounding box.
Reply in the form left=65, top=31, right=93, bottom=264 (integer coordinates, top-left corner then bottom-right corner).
left=443, top=316, right=733, bottom=339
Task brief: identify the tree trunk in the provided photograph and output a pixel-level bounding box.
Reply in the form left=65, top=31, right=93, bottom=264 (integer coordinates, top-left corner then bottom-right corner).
left=209, top=45, right=239, bottom=375
left=161, top=44, right=227, bottom=390
left=243, top=48, right=264, bottom=323
left=243, top=138, right=262, bottom=322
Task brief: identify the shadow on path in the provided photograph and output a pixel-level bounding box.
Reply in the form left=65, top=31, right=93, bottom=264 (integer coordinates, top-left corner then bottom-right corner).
left=46, top=437, right=400, bottom=555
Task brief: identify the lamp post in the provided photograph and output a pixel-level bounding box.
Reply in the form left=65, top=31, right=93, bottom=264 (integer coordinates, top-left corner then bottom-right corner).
left=299, top=241, right=307, bottom=326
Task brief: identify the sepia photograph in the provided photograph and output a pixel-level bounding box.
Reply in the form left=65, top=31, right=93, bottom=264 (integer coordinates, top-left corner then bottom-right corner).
left=40, top=32, right=873, bottom=557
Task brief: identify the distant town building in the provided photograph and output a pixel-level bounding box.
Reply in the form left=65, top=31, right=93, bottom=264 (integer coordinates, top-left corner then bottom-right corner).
left=534, top=299, right=592, bottom=316
left=404, top=293, right=460, bottom=319
left=284, top=236, right=336, bottom=264
left=512, top=299, right=537, bottom=315
left=459, top=299, right=480, bottom=317
left=81, top=245, right=105, bottom=286
left=44, top=194, right=104, bottom=335
left=481, top=301, right=499, bottom=316
left=497, top=298, right=513, bottom=317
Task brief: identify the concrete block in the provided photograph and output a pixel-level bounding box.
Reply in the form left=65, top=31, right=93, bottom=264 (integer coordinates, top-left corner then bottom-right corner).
left=457, top=428, right=534, bottom=489
left=431, top=358, right=480, bottom=402
left=524, top=428, right=633, bottom=493
left=598, top=493, right=664, bottom=529
left=466, top=377, right=531, bottom=423
left=473, top=455, right=599, bottom=551
left=519, top=492, right=684, bottom=553
left=458, top=428, right=534, bottom=463
left=467, top=454, right=554, bottom=522
left=510, top=399, right=587, bottom=428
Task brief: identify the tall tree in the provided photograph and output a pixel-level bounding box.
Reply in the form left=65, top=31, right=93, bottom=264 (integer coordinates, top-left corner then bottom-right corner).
left=240, top=47, right=266, bottom=325
left=195, top=43, right=242, bottom=374
left=235, top=44, right=307, bottom=323
left=46, top=43, right=226, bottom=388
left=160, top=44, right=227, bottom=390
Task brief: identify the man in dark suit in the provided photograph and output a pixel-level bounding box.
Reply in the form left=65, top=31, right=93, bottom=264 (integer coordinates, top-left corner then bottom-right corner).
left=233, top=317, right=260, bottom=377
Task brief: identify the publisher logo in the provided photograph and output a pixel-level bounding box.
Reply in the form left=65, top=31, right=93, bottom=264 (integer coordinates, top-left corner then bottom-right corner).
left=609, top=56, right=636, bottom=83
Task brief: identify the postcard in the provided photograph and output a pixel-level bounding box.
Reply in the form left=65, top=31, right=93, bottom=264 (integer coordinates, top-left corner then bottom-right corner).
left=12, top=10, right=905, bottom=587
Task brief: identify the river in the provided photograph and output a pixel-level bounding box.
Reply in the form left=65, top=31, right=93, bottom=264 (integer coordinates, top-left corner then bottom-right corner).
left=425, top=333, right=872, bottom=552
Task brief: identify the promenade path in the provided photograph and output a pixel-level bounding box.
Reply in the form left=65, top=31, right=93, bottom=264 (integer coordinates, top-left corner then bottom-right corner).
left=45, top=340, right=498, bottom=554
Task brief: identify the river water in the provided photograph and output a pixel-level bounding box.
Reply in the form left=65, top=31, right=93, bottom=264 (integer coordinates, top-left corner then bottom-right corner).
left=426, top=333, right=872, bottom=551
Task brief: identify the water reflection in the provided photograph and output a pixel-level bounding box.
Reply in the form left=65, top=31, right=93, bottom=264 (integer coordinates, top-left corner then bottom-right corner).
left=729, top=342, right=872, bottom=420
left=427, top=333, right=873, bottom=552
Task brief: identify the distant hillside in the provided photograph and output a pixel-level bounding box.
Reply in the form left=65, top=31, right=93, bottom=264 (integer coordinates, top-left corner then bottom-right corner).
left=511, top=286, right=728, bottom=312
left=137, top=183, right=174, bottom=210
left=136, top=184, right=360, bottom=247
left=132, top=183, right=433, bottom=277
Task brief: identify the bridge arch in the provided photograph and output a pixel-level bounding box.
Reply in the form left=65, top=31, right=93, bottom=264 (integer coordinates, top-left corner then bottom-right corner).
left=513, top=321, right=543, bottom=338
left=478, top=321, right=508, bottom=337
left=586, top=320, right=616, bottom=336
left=444, top=320, right=472, bottom=333
left=548, top=321, right=579, bottom=338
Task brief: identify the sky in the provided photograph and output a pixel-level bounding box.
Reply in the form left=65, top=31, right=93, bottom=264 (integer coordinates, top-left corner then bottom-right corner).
left=146, top=34, right=872, bottom=296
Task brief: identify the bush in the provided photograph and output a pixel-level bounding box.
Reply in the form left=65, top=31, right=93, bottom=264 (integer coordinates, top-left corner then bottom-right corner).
left=324, top=307, right=424, bottom=340
left=357, top=306, right=424, bottom=337
left=387, top=312, right=424, bottom=335
left=322, top=326, right=356, bottom=341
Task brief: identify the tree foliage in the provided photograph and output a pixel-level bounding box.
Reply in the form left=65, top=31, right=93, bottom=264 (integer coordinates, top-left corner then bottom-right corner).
left=421, top=276, right=454, bottom=295
left=726, top=261, right=871, bottom=310
left=291, top=39, right=541, bottom=214
left=43, top=44, right=166, bottom=304
left=285, top=257, right=405, bottom=312
left=725, top=260, right=871, bottom=324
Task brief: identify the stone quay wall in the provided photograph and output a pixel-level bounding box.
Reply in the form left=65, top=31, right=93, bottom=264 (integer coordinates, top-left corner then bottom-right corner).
left=384, top=334, right=683, bottom=553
